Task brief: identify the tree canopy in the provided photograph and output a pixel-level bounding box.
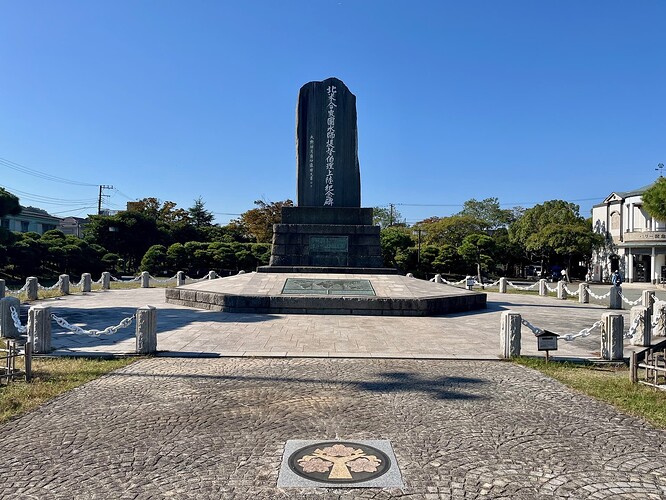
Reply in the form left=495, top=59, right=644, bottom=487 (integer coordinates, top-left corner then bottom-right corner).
left=641, top=179, right=666, bottom=221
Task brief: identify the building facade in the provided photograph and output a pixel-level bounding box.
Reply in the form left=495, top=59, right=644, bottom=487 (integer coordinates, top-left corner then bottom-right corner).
left=592, top=182, right=666, bottom=283
left=0, top=206, right=60, bottom=235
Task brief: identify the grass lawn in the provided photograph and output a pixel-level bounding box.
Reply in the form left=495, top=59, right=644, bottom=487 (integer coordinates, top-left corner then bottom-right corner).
left=514, top=357, right=666, bottom=429
left=0, top=356, right=137, bottom=424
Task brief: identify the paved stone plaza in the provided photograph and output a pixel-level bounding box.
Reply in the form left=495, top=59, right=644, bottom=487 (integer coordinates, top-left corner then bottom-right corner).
left=39, top=283, right=646, bottom=359
left=3, top=282, right=666, bottom=498
left=0, top=357, right=665, bottom=499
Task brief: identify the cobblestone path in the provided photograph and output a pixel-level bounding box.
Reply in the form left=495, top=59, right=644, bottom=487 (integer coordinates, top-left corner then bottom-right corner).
left=1, top=358, right=665, bottom=499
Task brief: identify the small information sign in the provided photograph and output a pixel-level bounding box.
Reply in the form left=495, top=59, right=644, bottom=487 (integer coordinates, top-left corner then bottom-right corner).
left=536, top=330, right=559, bottom=351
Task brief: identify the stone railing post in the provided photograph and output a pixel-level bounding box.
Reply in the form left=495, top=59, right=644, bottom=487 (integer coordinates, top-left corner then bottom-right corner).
left=653, top=300, right=666, bottom=337
left=538, top=279, right=547, bottom=296
left=579, top=283, right=589, bottom=304
left=101, top=272, right=111, bottom=290
left=500, top=311, right=521, bottom=358
left=238, top=270, right=246, bottom=274
left=136, top=306, right=157, bottom=354
left=642, top=290, right=655, bottom=314
left=26, top=277, right=38, bottom=301
left=176, top=271, right=185, bottom=287
left=630, top=305, right=651, bottom=347
left=601, top=312, right=624, bottom=361
left=207, top=270, right=217, bottom=280
left=58, top=274, right=70, bottom=295
left=557, top=280, right=567, bottom=300
left=499, top=277, right=507, bottom=293
left=140, top=271, right=150, bottom=288
left=406, top=273, right=414, bottom=278
left=0, top=279, right=5, bottom=299
left=28, top=305, right=51, bottom=354
left=434, top=274, right=443, bottom=284
left=609, top=286, right=622, bottom=310
left=0, top=297, right=21, bottom=338
left=81, top=273, right=92, bottom=293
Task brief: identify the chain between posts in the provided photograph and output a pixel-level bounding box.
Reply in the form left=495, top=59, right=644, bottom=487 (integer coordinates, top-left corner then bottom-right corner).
left=38, top=277, right=62, bottom=291
left=507, top=281, right=538, bottom=291
left=563, top=285, right=580, bottom=296
left=521, top=317, right=604, bottom=342
left=148, top=274, right=178, bottom=284
left=588, top=290, right=611, bottom=300
left=9, top=306, right=27, bottom=334
left=5, top=283, right=29, bottom=296
left=617, top=290, right=642, bottom=306
left=51, top=313, right=135, bottom=336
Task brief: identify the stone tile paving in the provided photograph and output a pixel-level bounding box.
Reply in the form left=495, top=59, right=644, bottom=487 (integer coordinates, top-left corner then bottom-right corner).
left=0, top=358, right=664, bottom=499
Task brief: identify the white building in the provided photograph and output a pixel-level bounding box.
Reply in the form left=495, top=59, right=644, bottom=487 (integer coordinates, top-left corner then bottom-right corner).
left=0, top=206, right=60, bottom=235
left=592, top=182, right=666, bottom=283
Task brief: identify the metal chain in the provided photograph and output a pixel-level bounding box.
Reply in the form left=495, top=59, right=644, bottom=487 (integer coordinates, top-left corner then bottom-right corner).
left=520, top=318, right=543, bottom=336
left=563, top=285, right=580, bottom=296
left=9, top=306, right=27, bottom=334
left=588, top=290, right=611, bottom=299
left=545, top=283, right=558, bottom=292
left=51, top=313, right=135, bottom=336
left=625, top=313, right=642, bottom=340
left=110, top=275, right=142, bottom=282
left=149, top=274, right=178, bottom=283
left=618, top=290, right=642, bottom=306
left=5, top=283, right=29, bottom=295
left=507, top=281, right=539, bottom=291
left=521, top=316, right=603, bottom=342
left=38, top=277, right=63, bottom=291
left=184, top=275, right=209, bottom=283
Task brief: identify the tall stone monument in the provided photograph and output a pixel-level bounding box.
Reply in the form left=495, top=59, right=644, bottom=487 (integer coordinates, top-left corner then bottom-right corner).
left=259, top=77, right=394, bottom=273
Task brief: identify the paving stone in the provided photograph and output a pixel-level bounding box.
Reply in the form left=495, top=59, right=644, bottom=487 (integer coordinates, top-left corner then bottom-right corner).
left=0, top=358, right=665, bottom=499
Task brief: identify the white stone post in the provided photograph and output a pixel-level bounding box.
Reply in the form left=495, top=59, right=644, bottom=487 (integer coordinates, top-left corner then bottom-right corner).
left=0, top=297, right=21, bottom=338
left=539, top=279, right=547, bottom=296
left=176, top=271, right=185, bottom=286
left=101, top=272, right=111, bottom=290
left=28, top=305, right=51, bottom=354
left=406, top=273, right=414, bottom=278
left=238, top=270, right=246, bottom=274
left=58, top=274, right=70, bottom=295
left=434, top=274, right=443, bottom=284
left=136, top=306, right=157, bottom=354
left=81, top=273, right=92, bottom=293
left=653, top=300, right=666, bottom=337
left=630, top=305, right=651, bottom=347
left=26, top=277, right=38, bottom=301
left=141, top=271, right=150, bottom=288
left=557, top=280, right=567, bottom=300
left=207, top=270, right=217, bottom=280
left=642, top=290, right=655, bottom=313
left=609, top=286, right=623, bottom=310
left=500, top=311, right=521, bottom=358
left=499, top=277, right=507, bottom=293
left=0, top=279, right=5, bottom=299
left=579, top=283, right=589, bottom=304
left=601, top=312, right=624, bottom=361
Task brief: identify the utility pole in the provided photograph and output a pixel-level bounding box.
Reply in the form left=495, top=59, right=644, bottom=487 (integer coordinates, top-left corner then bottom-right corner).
left=389, top=203, right=394, bottom=226
left=657, top=163, right=664, bottom=177
left=98, top=185, right=114, bottom=215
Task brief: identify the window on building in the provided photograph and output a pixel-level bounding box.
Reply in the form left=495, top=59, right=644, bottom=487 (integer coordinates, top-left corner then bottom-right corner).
left=20, top=221, right=29, bottom=232
left=0, top=219, right=8, bottom=230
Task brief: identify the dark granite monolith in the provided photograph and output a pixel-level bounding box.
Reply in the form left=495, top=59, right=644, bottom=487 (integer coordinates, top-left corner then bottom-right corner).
left=296, top=77, right=361, bottom=207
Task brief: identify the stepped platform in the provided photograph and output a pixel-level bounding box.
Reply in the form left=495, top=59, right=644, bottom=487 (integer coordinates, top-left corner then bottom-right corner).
left=165, top=272, right=486, bottom=316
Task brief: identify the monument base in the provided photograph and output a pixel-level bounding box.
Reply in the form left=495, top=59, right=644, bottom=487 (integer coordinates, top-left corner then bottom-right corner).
left=261, top=206, right=386, bottom=271
left=257, top=266, right=399, bottom=274
left=165, top=272, right=487, bottom=316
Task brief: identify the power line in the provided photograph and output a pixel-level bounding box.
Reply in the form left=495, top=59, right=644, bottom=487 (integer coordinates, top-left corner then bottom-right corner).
left=0, top=184, right=97, bottom=205
left=0, top=157, right=98, bottom=186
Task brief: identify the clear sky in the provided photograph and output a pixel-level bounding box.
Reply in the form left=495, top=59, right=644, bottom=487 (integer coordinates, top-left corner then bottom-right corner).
left=1, top=1, right=664, bottom=225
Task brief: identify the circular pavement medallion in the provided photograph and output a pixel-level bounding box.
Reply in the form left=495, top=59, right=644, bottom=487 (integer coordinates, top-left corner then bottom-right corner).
left=288, top=441, right=391, bottom=484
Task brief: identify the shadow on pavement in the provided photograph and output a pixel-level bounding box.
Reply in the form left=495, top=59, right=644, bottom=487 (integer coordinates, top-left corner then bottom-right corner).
left=107, top=366, right=487, bottom=401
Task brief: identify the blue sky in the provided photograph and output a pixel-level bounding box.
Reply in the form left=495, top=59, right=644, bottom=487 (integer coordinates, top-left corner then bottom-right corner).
left=1, top=1, right=664, bottom=225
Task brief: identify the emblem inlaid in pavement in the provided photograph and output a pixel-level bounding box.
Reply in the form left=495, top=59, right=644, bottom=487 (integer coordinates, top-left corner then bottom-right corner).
left=288, top=442, right=390, bottom=484
left=282, top=278, right=376, bottom=296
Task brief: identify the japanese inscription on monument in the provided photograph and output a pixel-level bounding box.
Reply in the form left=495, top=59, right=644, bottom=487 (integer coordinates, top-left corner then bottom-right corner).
left=296, top=77, right=361, bottom=207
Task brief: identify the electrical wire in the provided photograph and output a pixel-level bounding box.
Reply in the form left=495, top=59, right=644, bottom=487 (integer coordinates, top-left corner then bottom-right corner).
left=0, top=157, right=98, bottom=186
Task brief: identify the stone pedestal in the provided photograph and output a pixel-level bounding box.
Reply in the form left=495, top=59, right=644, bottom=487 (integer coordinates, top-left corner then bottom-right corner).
left=260, top=206, right=394, bottom=273
left=500, top=311, right=521, bottom=358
